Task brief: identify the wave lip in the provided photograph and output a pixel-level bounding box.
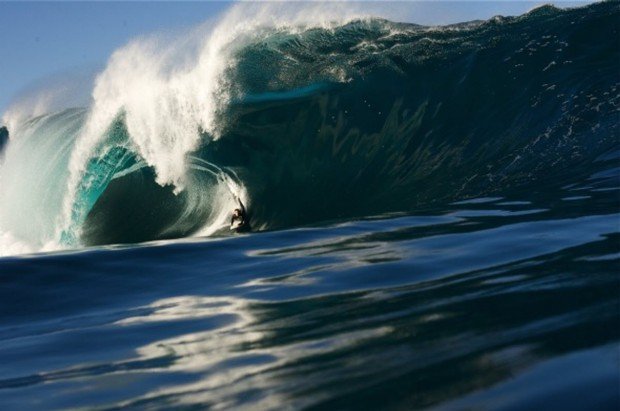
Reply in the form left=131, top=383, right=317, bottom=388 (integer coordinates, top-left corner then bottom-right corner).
left=0, top=1, right=618, bottom=254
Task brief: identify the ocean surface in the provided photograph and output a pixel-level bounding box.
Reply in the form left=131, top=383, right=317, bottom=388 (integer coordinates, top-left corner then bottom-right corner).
left=1, top=2, right=619, bottom=410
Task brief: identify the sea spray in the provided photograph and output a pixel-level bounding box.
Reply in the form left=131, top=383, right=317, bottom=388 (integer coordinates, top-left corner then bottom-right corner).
left=0, top=2, right=377, bottom=254
left=0, top=2, right=617, bottom=255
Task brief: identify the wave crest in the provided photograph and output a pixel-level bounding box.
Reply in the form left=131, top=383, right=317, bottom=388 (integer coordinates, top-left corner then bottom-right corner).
left=0, top=1, right=618, bottom=254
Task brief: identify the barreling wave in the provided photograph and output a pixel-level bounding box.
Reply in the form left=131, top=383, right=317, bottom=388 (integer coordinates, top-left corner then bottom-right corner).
left=0, top=1, right=618, bottom=255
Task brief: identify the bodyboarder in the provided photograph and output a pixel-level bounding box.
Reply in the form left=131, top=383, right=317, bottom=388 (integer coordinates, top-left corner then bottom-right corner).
left=230, top=198, right=250, bottom=233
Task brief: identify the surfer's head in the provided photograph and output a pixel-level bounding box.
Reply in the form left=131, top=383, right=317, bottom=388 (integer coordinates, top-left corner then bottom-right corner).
left=233, top=209, right=241, bottom=218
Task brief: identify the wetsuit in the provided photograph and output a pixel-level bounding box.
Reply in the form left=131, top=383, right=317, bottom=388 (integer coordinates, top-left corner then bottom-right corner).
left=231, top=200, right=251, bottom=232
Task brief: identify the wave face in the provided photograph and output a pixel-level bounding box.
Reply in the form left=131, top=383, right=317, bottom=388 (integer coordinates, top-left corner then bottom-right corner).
left=0, top=2, right=618, bottom=253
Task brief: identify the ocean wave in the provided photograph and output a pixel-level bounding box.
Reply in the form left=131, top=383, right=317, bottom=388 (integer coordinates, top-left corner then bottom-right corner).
left=0, top=1, right=618, bottom=254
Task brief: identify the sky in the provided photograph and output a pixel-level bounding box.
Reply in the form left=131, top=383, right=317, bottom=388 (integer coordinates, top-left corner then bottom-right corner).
left=0, top=1, right=594, bottom=117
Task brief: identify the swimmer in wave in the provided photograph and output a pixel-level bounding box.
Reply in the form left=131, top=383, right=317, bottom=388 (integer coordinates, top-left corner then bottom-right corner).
left=230, top=198, right=251, bottom=233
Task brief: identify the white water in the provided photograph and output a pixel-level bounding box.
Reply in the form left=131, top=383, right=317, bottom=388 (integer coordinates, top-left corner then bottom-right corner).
left=0, top=2, right=396, bottom=256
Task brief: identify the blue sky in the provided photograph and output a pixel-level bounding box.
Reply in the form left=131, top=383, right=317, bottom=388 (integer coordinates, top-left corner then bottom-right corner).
left=0, top=1, right=593, bottom=117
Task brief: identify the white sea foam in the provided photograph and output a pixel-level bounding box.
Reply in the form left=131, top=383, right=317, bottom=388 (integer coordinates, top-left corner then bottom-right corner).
left=0, top=2, right=387, bottom=256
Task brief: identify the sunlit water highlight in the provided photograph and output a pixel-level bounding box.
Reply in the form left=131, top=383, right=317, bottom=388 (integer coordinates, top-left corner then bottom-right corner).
left=0, top=181, right=618, bottom=409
